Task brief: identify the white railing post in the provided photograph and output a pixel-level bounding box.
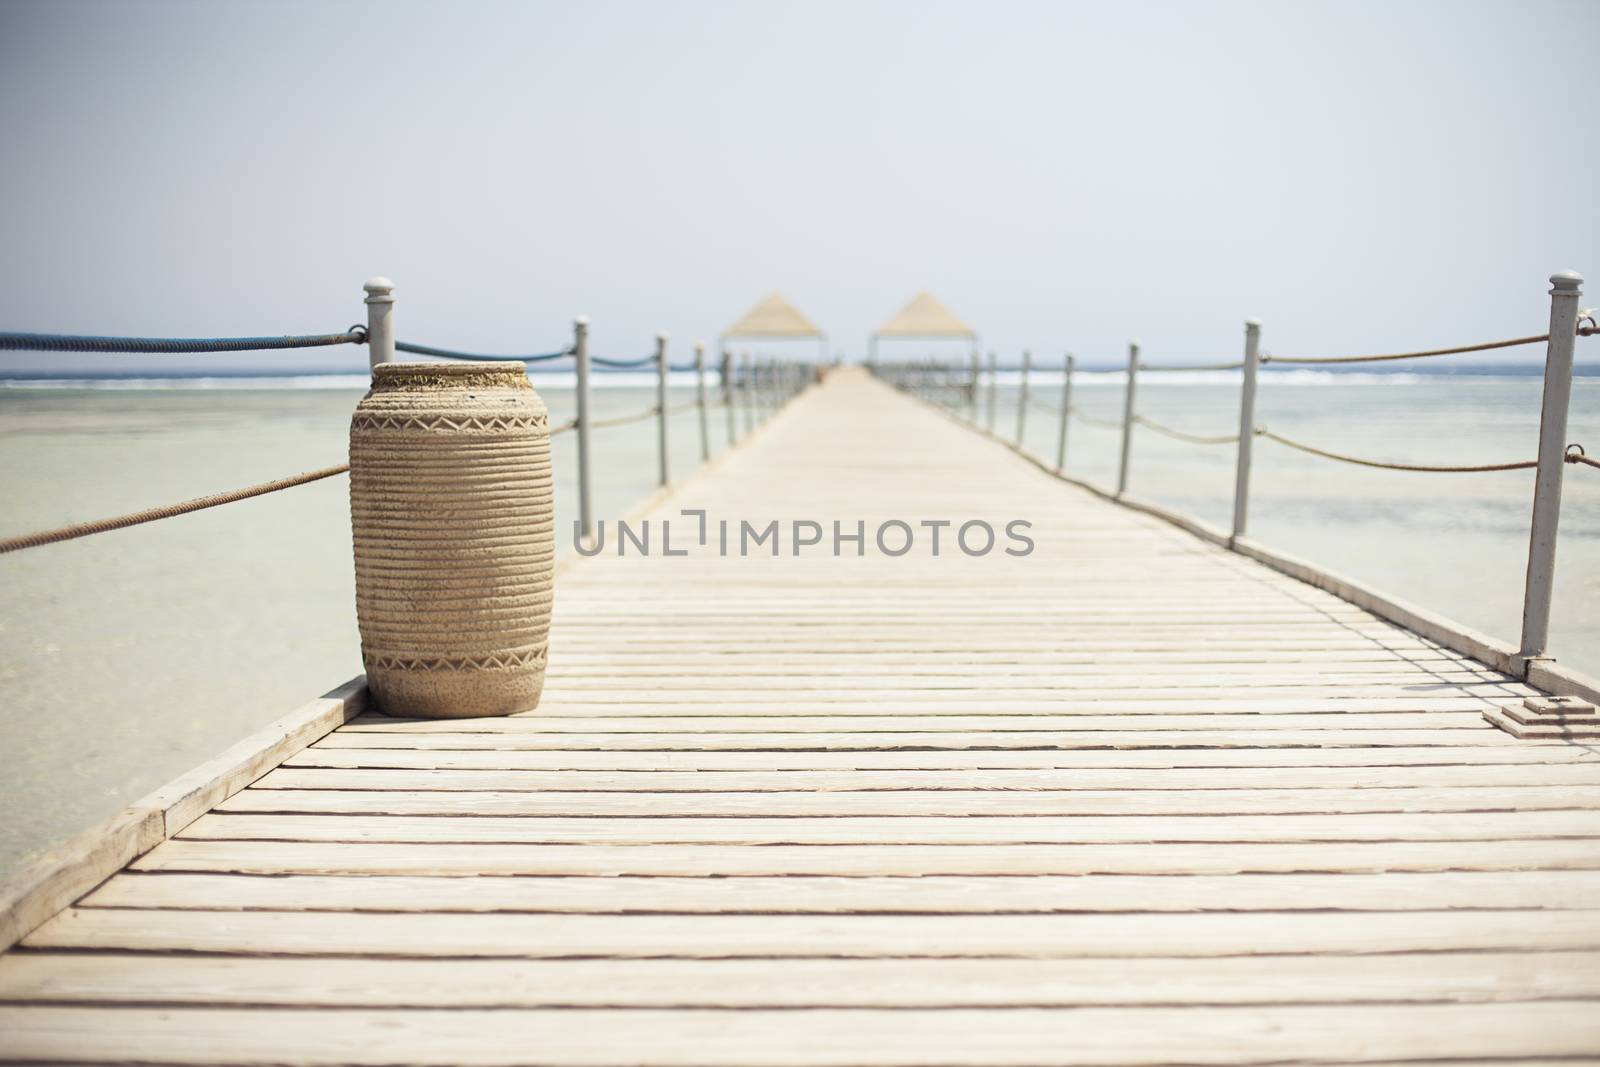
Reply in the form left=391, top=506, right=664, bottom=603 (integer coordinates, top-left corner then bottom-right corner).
left=1117, top=341, right=1139, bottom=496
left=573, top=315, right=594, bottom=544
left=1055, top=354, right=1075, bottom=474
left=655, top=333, right=670, bottom=487
left=363, top=277, right=395, bottom=369
left=985, top=351, right=998, bottom=432
left=1015, top=349, right=1032, bottom=446
left=1518, top=270, right=1584, bottom=668
left=695, top=342, right=710, bottom=462
left=1230, top=319, right=1262, bottom=544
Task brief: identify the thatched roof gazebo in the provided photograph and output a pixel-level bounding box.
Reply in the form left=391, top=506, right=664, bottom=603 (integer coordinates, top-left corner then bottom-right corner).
left=869, top=291, right=977, bottom=363
left=721, top=293, right=827, bottom=359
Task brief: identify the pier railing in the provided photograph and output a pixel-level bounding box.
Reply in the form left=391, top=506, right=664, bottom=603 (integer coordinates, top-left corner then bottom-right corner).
left=0, top=277, right=811, bottom=554
left=875, top=271, right=1597, bottom=683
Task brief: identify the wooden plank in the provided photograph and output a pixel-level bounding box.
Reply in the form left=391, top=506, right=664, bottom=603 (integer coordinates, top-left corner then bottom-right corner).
left=27, top=906, right=1600, bottom=958
left=253, top=762, right=1600, bottom=791
left=213, top=784, right=1600, bottom=817
left=76, top=870, right=1600, bottom=914
left=345, top=695, right=1529, bottom=717
left=398, top=696, right=1530, bottom=714
left=129, top=838, right=1600, bottom=877
left=325, top=712, right=1496, bottom=738
left=175, top=810, right=1600, bottom=845
left=7, top=951, right=1600, bottom=1008
left=283, top=729, right=1530, bottom=757
left=5, top=1002, right=1599, bottom=1065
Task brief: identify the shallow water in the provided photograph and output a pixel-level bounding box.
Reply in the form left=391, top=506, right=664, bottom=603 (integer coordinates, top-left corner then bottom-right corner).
left=0, top=373, right=1596, bottom=876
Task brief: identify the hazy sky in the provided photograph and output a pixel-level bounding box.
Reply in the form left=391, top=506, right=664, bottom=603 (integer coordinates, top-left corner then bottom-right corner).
left=2, top=0, right=1597, bottom=373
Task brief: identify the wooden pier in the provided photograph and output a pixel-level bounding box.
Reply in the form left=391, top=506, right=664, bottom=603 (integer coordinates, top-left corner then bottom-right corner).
left=3, top=368, right=1600, bottom=1064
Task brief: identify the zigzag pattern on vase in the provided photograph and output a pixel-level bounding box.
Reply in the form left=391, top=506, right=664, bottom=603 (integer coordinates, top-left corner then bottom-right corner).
left=363, top=645, right=549, bottom=672
left=351, top=413, right=550, bottom=433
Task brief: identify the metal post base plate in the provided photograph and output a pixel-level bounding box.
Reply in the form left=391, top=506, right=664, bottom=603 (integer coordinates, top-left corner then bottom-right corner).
left=1483, top=695, right=1600, bottom=739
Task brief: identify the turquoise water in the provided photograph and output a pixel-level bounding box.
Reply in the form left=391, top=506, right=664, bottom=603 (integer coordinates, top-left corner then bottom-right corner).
left=0, top=372, right=1595, bottom=877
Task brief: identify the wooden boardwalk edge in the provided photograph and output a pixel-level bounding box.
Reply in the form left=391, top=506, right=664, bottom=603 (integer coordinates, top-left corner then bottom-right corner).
left=0, top=676, right=365, bottom=952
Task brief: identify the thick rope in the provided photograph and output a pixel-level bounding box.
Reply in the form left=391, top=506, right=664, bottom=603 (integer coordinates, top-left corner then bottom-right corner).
left=1138, top=360, right=1245, bottom=372
left=1071, top=408, right=1125, bottom=430
left=0, top=330, right=366, bottom=354
left=0, top=465, right=350, bottom=555
left=590, top=355, right=657, bottom=369
left=1134, top=415, right=1239, bottom=445
left=1257, top=428, right=1536, bottom=472
left=395, top=341, right=570, bottom=363
left=587, top=406, right=662, bottom=430
left=1568, top=444, right=1599, bottom=470
left=549, top=418, right=579, bottom=437
left=1262, top=334, right=1549, bottom=365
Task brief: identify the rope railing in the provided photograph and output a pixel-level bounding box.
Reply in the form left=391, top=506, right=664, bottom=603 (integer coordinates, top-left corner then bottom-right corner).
left=0, top=276, right=821, bottom=565
left=1138, top=360, right=1245, bottom=372
left=590, top=354, right=657, bottom=369
left=0, top=391, right=753, bottom=555
left=1254, top=427, right=1538, bottom=473
left=0, top=464, right=350, bottom=555
left=1568, top=444, right=1599, bottom=470
left=1135, top=415, right=1240, bottom=446
left=0, top=329, right=367, bottom=353
left=1262, top=333, right=1550, bottom=365
left=395, top=341, right=571, bottom=362
left=1072, top=409, right=1124, bottom=429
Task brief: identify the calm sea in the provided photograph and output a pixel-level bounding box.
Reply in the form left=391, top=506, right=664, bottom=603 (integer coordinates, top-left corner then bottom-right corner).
left=0, top=369, right=1595, bottom=875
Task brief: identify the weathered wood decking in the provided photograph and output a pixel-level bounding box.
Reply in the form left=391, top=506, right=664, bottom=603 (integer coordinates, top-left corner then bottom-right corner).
left=3, top=369, right=1600, bottom=1064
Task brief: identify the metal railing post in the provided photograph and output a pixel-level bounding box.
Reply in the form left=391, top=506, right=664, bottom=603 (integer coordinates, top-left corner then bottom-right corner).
left=1116, top=341, right=1139, bottom=496
left=1518, top=270, right=1584, bottom=667
left=1055, top=354, right=1075, bottom=474
left=655, top=333, right=670, bottom=487
left=740, top=353, right=754, bottom=436
left=968, top=351, right=980, bottom=423
left=1230, top=319, right=1262, bottom=544
left=695, top=342, right=710, bottom=462
left=363, top=277, right=395, bottom=369
left=722, top=349, right=737, bottom=445
left=1015, top=349, right=1031, bottom=446
left=574, top=316, right=594, bottom=544
left=985, top=351, right=998, bottom=432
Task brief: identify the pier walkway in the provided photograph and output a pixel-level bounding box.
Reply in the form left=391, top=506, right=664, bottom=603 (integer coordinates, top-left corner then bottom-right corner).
left=4, top=369, right=1600, bottom=1064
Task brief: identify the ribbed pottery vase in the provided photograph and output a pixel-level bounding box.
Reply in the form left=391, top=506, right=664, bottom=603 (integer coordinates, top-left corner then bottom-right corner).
left=349, top=362, right=555, bottom=718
